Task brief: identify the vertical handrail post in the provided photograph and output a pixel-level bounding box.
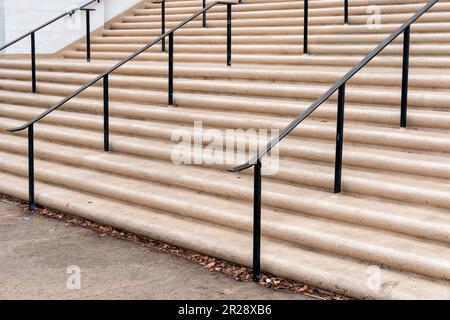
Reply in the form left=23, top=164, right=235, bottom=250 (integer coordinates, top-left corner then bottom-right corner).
left=85, top=9, right=91, bottom=62
left=400, top=26, right=410, bottom=128
left=334, top=84, right=346, bottom=193
left=202, top=0, right=206, bottom=27
left=103, top=74, right=109, bottom=152
left=303, top=0, right=308, bottom=54
left=161, top=1, right=166, bottom=52
left=31, top=32, right=37, bottom=93
left=227, top=4, right=232, bottom=66
left=28, top=124, right=36, bottom=211
left=252, top=160, right=262, bottom=282
left=168, top=32, right=174, bottom=106
left=344, top=0, right=349, bottom=24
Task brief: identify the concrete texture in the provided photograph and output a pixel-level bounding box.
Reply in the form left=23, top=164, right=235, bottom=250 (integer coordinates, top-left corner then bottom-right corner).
left=0, top=199, right=310, bottom=300
left=1, top=0, right=450, bottom=300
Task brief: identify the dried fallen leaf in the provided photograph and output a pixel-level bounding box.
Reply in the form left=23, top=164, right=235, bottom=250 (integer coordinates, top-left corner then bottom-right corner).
left=296, top=285, right=309, bottom=293
left=0, top=193, right=349, bottom=301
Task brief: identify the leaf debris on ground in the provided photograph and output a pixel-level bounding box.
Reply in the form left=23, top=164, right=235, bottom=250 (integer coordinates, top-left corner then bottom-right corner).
left=1, top=194, right=350, bottom=300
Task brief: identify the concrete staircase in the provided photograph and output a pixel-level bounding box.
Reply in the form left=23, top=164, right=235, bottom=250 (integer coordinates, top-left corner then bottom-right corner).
left=1, top=0, right=450, bottom=299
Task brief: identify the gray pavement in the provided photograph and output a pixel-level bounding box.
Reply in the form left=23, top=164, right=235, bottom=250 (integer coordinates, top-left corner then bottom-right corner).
left=0, top=199, right=311, bottom=300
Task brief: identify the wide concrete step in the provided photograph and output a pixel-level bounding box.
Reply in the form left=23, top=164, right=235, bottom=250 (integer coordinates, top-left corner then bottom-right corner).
left=0, top=79, right=449, bottom=153
left=2, top=72, right=450, bottom=117
left=140, top=0, right=442, bottom=14
left=1, top=101, right=449, bottom=181
left=140, top=2, right=450, bottom=22
left=84, top=40, right=450, bottom=57
left=5, top=57, right=450, bottom=94
left=1, top=147, right=450, bottom=282
left=101, top=22, right=450, bottom=38
left=91, top=33, right=450, bottom=46
left=110, top=12, right=450, bottom=30
left=2, top=83, right=450, bottom=134
left=0, top=112, right=449, bottom=211
left=62, top=49, right=450, bottom=68
left=128, top=2, right=450, bottom=23
left=1, top=170, right=449, bottom=299
left=75, top=41, right=450, bottom=57
left=0, top=59, right=416, bottom=86
left=1, top=0, right=449, bottom=300
left=1, top=130, right=450, bottom=242
left=6, top=63, right=450, bottom=95
left=143, top=0, right=437, bottom=11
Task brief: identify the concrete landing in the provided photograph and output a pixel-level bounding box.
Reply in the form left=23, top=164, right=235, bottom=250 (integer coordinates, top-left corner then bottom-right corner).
left=0, top=199, right=311, bottom=300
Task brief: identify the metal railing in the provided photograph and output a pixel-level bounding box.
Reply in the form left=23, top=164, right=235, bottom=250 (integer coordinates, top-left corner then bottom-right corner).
left=0, top=0, right=100, bottom=93
left=229, top=0, right=440, bottom=282
left=3, top=0, right=432, bottom=282
left=6, top=1, right=237, bottom=211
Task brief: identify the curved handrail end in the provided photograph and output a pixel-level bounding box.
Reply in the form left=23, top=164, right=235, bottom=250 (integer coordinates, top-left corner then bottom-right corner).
left=7, top=125, right=28, bottom=133
left=228, top=161, right=253, bottom=173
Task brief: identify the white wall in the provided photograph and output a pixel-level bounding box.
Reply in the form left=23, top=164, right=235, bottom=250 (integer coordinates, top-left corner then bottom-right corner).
left=105, top=0, right=141, bottom=21
left=0, top=0, right=142, bottom=54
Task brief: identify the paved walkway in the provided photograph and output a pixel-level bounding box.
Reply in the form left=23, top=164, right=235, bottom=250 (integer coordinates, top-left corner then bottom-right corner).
left=0, top=199, right=311, bottom=300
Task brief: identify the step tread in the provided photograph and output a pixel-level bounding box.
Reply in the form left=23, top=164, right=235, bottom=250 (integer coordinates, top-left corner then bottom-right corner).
left=1, top=0, right=450, bottom=300
left=1, top=171, right=449, bottom=299
left=4, top=58, right=450, bottom=80
left=2, top=130, right=450, bottom=241
left=1, top=102, right=450, bottom=177
left=61, top=50, right=450, bottom=69
left=0, top=84, right=449, bottom=153
left=1, top=148, right=450, bottom=281
left=0, top=114, right=449, bottom=212
left=4, top=66, right=450, bottom=94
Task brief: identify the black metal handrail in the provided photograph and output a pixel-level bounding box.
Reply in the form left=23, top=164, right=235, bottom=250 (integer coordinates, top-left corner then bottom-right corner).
left=345, top=0, right=349, bottom=24
left=5, top=0, right=422, bottom=283
left=0, top=0, right=100, bottom=92
left=6, top=1, right=237, bottom=211
left=229, top=0, right=440, bottom=282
